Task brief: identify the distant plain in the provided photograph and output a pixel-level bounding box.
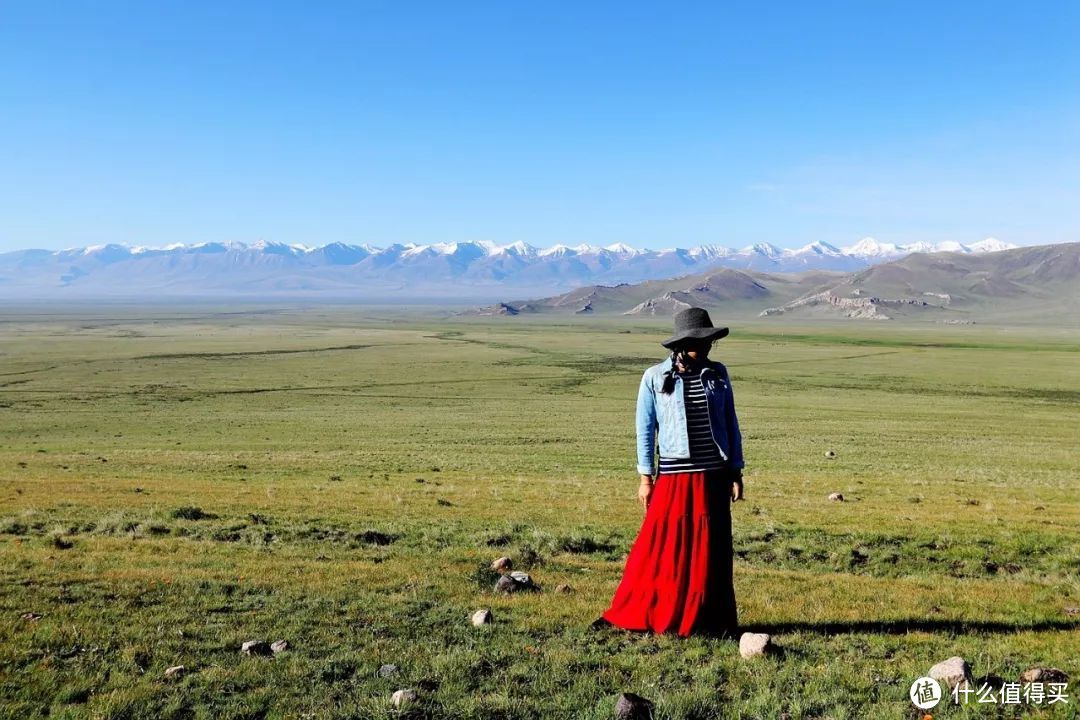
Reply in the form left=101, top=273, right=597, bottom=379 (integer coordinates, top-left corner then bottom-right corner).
left=1, top=304, right=1077, bottom=719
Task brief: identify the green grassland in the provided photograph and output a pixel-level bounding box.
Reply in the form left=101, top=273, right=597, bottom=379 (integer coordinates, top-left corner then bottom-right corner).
left=1, top=304, right=1078, bottom=719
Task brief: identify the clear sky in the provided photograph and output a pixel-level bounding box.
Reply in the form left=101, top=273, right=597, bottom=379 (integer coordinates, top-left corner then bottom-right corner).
left=1, top=1, right=1078, bottom=253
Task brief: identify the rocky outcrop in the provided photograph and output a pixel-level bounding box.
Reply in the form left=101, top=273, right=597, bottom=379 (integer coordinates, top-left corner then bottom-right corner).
left=760, top=290, right=937, bottom=320
left=463, top=302, right=521, bottom=316
left=623, top=292, right=693, bottom=315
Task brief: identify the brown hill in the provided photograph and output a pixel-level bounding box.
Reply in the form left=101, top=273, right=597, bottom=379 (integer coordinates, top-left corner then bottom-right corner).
left=459, top=241, right=1079, bottom=324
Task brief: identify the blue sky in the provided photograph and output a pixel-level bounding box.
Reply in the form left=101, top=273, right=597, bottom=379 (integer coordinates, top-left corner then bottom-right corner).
left=1, top=1, right=1078, bottom=253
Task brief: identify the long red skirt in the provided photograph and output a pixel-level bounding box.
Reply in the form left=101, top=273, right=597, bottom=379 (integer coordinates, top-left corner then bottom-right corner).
left=600, top=469, right=738, bottom=638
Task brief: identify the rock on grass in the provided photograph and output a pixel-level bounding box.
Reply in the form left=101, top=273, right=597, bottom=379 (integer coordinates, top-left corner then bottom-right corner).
left=739, top=632, right=772, bottom=659
left=391, top=688, right=417, bottom=708
left=929, top=656, right=973, bottom=691
left=1020, top=667, right=1069, bottom=683
left=614, top=692, right=654, bottom=719
left=241, top=640, right=272, bottom=656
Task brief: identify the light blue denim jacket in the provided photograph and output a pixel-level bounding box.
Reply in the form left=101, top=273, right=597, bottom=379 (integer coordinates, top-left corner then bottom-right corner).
left=636, top=354, right=744, bottom=476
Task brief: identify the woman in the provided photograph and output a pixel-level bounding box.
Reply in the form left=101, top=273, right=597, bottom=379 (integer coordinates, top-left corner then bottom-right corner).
left=592, top=306, right=744, bottom=639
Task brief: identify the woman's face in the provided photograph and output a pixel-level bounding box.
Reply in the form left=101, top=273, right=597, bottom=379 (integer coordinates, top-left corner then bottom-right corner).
left=679, top=339, right=712, bottom=358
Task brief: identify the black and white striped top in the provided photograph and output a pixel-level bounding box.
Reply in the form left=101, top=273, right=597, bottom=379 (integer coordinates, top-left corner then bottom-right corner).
left=658, top=370, right=727, bottom=474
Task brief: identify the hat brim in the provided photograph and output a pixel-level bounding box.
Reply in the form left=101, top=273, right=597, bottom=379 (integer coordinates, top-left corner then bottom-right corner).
left=660, top=326, right=729, bottom=349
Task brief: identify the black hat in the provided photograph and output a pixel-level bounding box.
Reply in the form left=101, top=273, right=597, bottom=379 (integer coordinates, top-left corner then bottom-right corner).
left=660, top=307, right=729, bottom=349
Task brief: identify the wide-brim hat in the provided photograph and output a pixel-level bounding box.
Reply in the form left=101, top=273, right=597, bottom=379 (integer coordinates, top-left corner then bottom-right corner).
left=660, top=307, right=729, bottom=349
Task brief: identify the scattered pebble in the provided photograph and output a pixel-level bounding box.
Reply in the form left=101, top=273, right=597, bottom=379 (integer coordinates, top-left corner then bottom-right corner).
left=377, top=663, right=399, bottom=678
left=739, top=632, right=772, bottom=659
left=241, top=640, right=272, bottom=656
left=1020, top=667, right=1069, bottom=684
left=391, top=688, right=417, bottom=708
left=20, top=612, right=42, bottom=622
left=824, top=450, right=836, bottom=459
left=495, top=575, right=519, bottom=593
left=828, top=492, right=844, bottom=502
left=495, top=571, right=540, bottom=593
left=555, top=583, right=575, bottom=594
left=164, top=665, right=185, bottom=679
left=614, top=691, right=654, bottom=720
left=471, top=608, right=493, bottom=626
left=270, top=640, right=289, bottom=654
left=929, top=656, right=973, bottom=691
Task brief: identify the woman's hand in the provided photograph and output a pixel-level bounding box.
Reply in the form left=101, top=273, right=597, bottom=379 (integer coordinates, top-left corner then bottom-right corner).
left=730, top=469, right=744, bottom=502
left=638, top=475, right=654, bottom=512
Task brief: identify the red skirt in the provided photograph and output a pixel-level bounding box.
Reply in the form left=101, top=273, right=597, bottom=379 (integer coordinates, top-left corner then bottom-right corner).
left=600, top=469, right=738, bottom=638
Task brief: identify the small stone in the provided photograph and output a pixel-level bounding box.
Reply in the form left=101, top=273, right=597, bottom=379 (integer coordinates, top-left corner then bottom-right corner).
left=828, top=492, right=844, bottom=502
left=164, top=665, right=185, bottom=679
left=270, top=640, right=289, bottom=654
left=20, top=612, right=42, bottom=622
left=377, top=663, right=399, bottom=678
left=391, top=688, right=417, bottom=708
left=824, top=450, right=836, bottom=458
left=241, top=640, right=272, bottom=656
left=1064, top=606, right=1079, bottom=615
left=614, top=691, right=654, bottom=720
left=490, top=556, right=512, bottom=572
left=495, top=575, right=519, bottom=593
left=555, top=583, right=575, bottom=594
left=495, top=571, right=540, bottom=593
left=929, top=656, right=973, bottom=691
left=1019, top=667, right=1069, bottom=684
left=739, top=632, right=772, bottom=659
left=471, top=608, right=493, bottom=626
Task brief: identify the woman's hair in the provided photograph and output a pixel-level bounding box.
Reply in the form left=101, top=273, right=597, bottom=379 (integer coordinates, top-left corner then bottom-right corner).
left=660, top=350, right=679, bottom=394
left=659, top=339, right=712, bottom=394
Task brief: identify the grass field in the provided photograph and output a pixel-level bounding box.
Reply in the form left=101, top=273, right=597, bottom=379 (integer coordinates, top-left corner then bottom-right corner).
left=1, top=304, right=1078, bottom=719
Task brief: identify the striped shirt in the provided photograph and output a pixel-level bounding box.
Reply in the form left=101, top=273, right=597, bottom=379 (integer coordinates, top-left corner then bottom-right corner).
left=658, top=370, right=727, bottom=474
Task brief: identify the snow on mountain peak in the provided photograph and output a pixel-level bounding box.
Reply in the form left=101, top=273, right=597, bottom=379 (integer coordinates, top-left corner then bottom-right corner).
left=968, top=237, right=1016, bottom=253
left=743, top=242, right=783, bottom=257
left=490, top=240, right=538, bottom=257
left=537, top=243, right=573, bottom=258
left=82, top=243, right=130, bottom=255
left=792, top=241, right=843, bottom=256
left=899, top=241, right=935, bottom=254
left=602, top=242, right=644, bottom=256
left=400, top=241, right=498, bottom=259
left=844, top=237, right=900, bottom=257
left=687, top=244, right=734, bottom=259
left=934, top=241, right=969, bottom=253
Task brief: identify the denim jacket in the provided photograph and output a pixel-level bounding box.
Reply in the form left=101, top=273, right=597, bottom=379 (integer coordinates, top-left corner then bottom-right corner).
left=636, top=354, right=744, bottom=476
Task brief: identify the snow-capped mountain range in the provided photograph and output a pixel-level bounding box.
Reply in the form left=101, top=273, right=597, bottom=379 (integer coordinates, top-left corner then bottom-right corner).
left=0, top=237, right=1020, bottom=299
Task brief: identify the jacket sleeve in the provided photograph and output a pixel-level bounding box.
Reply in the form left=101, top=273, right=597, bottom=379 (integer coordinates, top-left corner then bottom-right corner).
left=635, top=370, right=658, bottom=476
left=723, top=366, right=745, bottom=470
